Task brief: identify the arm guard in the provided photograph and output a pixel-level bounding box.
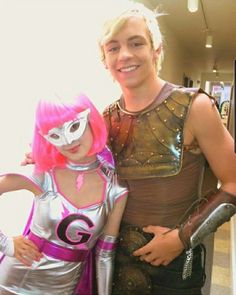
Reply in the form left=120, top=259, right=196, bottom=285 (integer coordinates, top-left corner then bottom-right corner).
left=0, top=230, right=14, bottom=256
left=179, top=189, right=236, bottom=249
left=95, top=234, right=117, bottom=295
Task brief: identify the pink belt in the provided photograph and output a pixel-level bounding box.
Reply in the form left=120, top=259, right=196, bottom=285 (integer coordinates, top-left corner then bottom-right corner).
left=28, top=232, right=89, bottom=262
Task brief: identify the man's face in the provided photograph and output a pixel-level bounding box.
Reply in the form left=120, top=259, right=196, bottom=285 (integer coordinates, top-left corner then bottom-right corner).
left=103, top=17, right=158, bottom=89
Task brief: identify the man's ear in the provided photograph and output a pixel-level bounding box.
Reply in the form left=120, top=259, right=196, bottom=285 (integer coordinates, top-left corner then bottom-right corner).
left=154, top=44, right=162, bottom=59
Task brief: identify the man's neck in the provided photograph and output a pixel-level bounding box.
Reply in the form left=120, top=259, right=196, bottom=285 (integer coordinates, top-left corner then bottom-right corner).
left=121, top=77, right=166, bottom=112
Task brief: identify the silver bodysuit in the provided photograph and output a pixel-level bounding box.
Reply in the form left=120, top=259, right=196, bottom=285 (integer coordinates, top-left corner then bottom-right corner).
left=0, top=161, right=127, bottom=295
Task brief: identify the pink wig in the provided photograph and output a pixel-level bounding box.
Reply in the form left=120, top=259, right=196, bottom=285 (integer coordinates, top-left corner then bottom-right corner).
left=32, top=94, right=107, bottom=174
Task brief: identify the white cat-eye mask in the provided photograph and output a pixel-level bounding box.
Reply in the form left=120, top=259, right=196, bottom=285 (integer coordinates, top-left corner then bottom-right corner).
left=43, top=109, right=90, bottom=147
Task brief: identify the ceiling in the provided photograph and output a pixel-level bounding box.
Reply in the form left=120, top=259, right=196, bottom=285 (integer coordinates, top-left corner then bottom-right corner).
left=137, top=0, right=236, bottom=74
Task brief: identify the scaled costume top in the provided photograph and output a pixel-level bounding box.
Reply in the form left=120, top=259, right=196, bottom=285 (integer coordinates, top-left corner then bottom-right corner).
left=103, top=82, right=213, bottom=228
left=0, top=159, right=127, bottom=295
left=103, top=83, right=215, bottom=295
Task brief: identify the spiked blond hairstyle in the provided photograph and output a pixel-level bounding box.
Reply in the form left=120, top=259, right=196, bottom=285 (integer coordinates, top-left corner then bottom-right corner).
left=98, top=2, right=164, bottom=73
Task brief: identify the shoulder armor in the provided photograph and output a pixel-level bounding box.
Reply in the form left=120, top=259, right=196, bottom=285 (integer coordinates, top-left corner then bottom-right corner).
left=103, top=101, right=119, bottom=117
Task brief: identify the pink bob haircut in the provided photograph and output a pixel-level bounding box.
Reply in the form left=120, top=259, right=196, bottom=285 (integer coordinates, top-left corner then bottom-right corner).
left=32, top=93, right=108, bottom=174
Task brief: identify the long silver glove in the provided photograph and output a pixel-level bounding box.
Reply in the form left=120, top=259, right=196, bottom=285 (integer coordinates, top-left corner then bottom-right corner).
left=95, top=234, right=117, bottom=295
left=0, top=230, right=14, bottom=256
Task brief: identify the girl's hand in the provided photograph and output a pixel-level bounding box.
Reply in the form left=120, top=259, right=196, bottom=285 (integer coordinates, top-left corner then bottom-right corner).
left=13, top=235, right=43, bottom=266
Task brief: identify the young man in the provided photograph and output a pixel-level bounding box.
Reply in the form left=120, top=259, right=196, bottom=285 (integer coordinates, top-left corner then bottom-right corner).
left=99, top=2, right=236, bottom=295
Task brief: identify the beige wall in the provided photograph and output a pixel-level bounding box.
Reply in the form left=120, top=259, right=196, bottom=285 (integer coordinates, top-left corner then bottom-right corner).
left=158, top=22, right=233, bottom=89
left=158, top=22, right=202, bottom=86
left=200, top=73, right=233, bottom=89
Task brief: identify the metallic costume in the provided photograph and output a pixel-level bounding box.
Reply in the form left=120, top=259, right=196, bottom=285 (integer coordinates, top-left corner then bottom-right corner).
left=0, top=159, right=127, bottom=295
left=103, top=82, right=235, bottom=295
left=95, top=234, right=117, bottom=295
left=0, top=231, right=14, bottom=257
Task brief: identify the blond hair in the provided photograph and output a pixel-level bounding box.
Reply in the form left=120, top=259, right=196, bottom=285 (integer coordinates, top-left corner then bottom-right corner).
left=98, top=2, right=164, bottom=73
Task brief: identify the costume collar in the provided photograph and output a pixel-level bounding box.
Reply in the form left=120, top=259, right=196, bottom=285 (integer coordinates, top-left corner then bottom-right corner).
left=66, top=158, right=100, bottom=172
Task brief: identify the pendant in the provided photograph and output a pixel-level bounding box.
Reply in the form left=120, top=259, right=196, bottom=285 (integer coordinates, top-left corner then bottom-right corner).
left=66, top=158, right=100, bottom=192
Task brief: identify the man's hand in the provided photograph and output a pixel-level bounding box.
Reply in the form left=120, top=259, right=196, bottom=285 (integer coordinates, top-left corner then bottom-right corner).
left=133, top=225, right=184, bottom=266
left=13, top=235, right=43, bottom=266
left=20, top=152, right=34, bottom=166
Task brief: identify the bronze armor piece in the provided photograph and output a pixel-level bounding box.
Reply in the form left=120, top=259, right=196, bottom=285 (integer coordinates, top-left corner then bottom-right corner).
left=103, top=88, right=198, bottom=179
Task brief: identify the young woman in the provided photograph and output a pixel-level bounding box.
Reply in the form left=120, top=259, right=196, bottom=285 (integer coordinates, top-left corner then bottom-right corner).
left=0, top=93, right=127, bottom=295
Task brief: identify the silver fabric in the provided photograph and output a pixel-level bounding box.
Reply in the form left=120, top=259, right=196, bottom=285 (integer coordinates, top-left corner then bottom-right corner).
left=190, top=203, right=236, bottom=248
left=0, top=231, right=14, bottom=257
left=96, top=235, right=117, bottom=295
left=66, top=158, right=100, bottom=172
left=0, top=162, right=127, bottom=295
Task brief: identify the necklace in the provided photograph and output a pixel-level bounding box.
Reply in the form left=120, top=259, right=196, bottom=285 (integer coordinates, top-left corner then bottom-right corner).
left=66, top=158, right=100, bottom=192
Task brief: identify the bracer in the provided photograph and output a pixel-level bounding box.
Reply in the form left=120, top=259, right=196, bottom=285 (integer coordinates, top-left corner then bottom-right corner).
left=179, top=189, right=236, bottom=249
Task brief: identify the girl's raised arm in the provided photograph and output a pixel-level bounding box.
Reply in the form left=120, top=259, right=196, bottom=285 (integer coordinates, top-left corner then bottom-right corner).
left=0, top=173, right=42, bottom=196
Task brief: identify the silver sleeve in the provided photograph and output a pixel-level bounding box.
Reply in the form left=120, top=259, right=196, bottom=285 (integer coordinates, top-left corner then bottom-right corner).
left=0, top=230, right=14, bottom=256
left=95, top=234, right=117, bottom=295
